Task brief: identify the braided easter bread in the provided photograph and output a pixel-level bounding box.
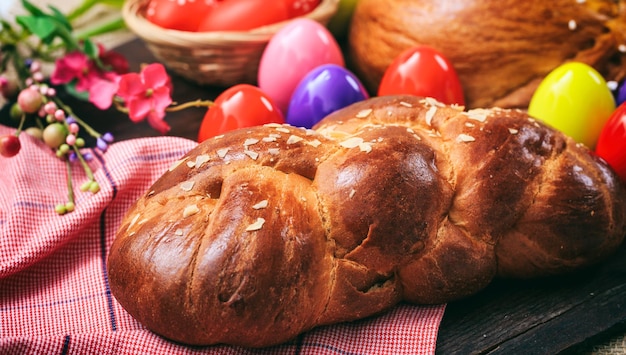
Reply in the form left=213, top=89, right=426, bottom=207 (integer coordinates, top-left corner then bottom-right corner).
left=107, top=95, right=626, bottom=347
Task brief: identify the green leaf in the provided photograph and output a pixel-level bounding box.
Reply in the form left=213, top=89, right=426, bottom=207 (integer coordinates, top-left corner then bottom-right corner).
left=82, top=39, right=99, bottom=59
left=17, top=0, right=77, bottom=47
left=16, top=15, right=57, bottom=40
left=65, top=81, right=91, bottom=102
left=48, top=5, right=73, bottom=32
left=75, top=17, right=126, bottom=40
left=54, top=25, right=80, bottom=50
left=21, top=0, right=47, bottom=17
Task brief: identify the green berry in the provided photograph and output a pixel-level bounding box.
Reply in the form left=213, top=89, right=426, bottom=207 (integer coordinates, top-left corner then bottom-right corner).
left=65, top=202, right=75, bottom=212
left=80, top=181, right=91, bottom=192
left=24, top=127, right=43, bottom=140
left=55, top=203, right=67, bottom=215
left=9, top=103, right=23, bottom=121
left=58, top=144, right=70, bottom=155
left=75, top=137, right=85, bottom=148
left=89, top=181, right=100, bottom=194
left=42, top=122, right=68, bottom=149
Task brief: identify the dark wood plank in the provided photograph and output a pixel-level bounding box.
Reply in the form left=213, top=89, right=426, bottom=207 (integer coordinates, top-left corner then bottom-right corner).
left=436, top=242, right=626, bottom=354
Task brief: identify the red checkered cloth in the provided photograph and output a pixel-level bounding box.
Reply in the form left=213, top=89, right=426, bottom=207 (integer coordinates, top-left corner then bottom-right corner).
left=0, top=125, right=446, bottom=355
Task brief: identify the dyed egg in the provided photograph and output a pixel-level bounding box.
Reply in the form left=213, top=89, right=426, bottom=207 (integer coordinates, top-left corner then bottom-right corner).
left=286, top=0, right=322, bottom=17
left=197, top=0, right=289, bottom=32
left=197, top=84, right=284, bottom=142
left=258, top=18, right=345, bottom=114
left=286, top=64, right=369, bottom=128
left=595, top=102, right=626, bottom=182
left=528, top=62, right=615, bottom=148
left=378, top=46, right=465, bottom=106
left=145, top=0, right=220, bottom=31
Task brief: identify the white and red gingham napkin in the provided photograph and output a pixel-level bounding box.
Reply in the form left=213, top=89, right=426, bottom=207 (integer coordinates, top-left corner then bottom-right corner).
left=0, top=125, right=446, bottom=355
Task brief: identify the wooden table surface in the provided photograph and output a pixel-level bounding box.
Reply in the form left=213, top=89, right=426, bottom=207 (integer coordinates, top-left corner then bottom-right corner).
left=25, top=38, right=626, bottom=355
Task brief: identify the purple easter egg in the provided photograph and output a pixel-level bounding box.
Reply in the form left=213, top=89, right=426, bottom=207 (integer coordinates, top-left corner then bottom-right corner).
left=286, top=64, right=369, bottom=129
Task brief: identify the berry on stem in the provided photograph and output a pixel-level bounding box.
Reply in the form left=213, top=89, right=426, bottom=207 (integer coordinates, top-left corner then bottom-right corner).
left=42, top=122, right=68, bottom=149
left=24, top=127, right=43, bottom=140
left=89, top=181, right=100, bottom=194
left=17, top=86, right=43, bottom=113
left=0, top=135, right=21, bottom=157
left=55, top=204, right=68, bottom=215
left=9, top=103, right=23, bottom=121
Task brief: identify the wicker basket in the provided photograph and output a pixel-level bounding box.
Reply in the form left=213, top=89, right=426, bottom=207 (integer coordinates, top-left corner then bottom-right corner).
left=122, top=0, right=340, bottom=87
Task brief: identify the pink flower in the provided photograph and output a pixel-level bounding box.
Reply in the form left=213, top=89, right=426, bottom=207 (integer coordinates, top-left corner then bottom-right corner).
left=50, top=51, right=96, bottom=90
left=90, top=46, right=129, bottom=109
left=89, top=74, right=121, bottom=110
left=50, top=49, right=126, bottom=110
left=116, top=63, right=172, bottom=134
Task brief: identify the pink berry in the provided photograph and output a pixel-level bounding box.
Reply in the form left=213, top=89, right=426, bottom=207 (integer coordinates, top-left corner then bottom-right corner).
left=68, top=122, right=79, bottom=134
left=66, top=134, right=76, bottom=146
left=54, top=109, right=65, bottom=121
left=33, top=72, right=44, bottom=82
left=44, top=102, right=57, bottom=114
left=0, top=135, right=21, bottom=157
left=17, top=87, right=43, bottom=113
left=30, top=60, right=41, bottom=73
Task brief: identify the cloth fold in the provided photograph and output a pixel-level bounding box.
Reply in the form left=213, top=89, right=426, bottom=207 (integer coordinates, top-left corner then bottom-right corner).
left=0, top=125, right=445, bottom=355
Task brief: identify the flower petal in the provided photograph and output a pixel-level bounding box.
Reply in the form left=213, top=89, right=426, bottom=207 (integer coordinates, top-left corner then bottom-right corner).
left=75, top=70, right=100, bottom=92
left=151, top=86, right=173, bottom=112
left=141, top=63, right=170, bottom=89
left=147, top=110, right=171, bottom=134
left=50, top=52, right=89, bottom=85
left=60, top=51, right=90, bottom=71
left=117, top=73, right=145, bottom=99
left=126, top=98, right=152, bottom=122
left=89, top=78, right=119, bottom=110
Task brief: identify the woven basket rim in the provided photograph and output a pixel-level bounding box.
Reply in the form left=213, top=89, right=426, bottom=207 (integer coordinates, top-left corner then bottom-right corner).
left=122, top=0, right=340, bottom=47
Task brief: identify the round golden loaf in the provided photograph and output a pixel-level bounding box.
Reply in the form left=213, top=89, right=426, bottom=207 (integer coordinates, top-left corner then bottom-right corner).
left=348, top=0, right=626, bottom=108
left=107, top=96, right=626, bottom=348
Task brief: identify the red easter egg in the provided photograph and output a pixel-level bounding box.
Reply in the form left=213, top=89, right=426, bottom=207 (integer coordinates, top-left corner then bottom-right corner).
left=596, top=102, right=626, bottom=182
left=378, top=46, right=465, bottom=106
left=145, top=0, right=222, bottom=32
left=198, top=84, right=284, bottom=142
left=197, top=0, right=290, bottom=31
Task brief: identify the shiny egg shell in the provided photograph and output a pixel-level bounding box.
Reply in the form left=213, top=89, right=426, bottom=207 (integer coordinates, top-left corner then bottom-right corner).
left=378, top=45, right=465, bottom=106
left=286, top=64, right=369, bottom=128
left=258, top=18, right=345, bottom=114
left=528, top=62, right=615, bottom=148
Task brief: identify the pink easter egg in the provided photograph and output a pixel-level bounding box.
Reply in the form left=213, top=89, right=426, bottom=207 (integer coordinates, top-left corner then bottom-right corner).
left=258, top=18, right=344, bottom=114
